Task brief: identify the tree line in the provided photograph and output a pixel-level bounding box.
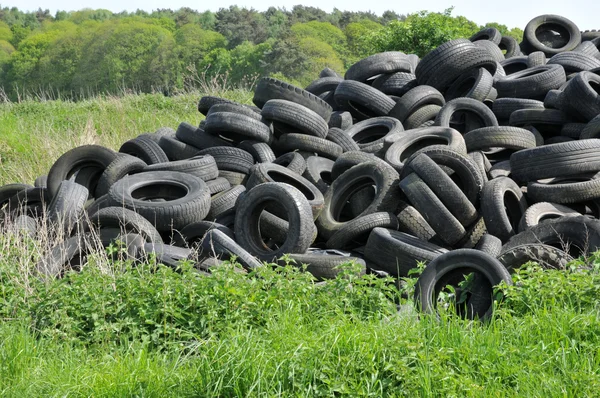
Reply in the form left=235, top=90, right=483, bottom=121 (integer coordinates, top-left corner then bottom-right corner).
left=0, top=6, right=522, bottom=100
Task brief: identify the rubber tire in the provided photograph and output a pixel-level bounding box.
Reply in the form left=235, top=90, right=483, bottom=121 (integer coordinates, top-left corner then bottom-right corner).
left=480, top=177, right=528, bottom=242
left=96, top=154, right=147, bottom=197
left=326, top=212, right=399, bottom=250
left=518, top=202, right=581, bottom=232
left=498, top=243, right=573, bottom=272
left=521, top=14, right=581, bottom=56
left=87, top=206, right=163, bottom=244
left=204, top=111, right=272, bottom=143
left=120, top=136, right=169, bottom=165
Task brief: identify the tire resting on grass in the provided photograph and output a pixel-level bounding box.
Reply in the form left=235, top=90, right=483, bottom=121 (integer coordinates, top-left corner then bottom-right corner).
left=287, top=250, right=366, bottom=280
left=498, top=243, right=573, bottom=272
left=201, top=229, right=262, bottom=270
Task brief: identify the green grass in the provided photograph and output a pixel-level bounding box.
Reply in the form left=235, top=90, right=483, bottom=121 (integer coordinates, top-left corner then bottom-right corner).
left=1, top=94, right=600, bottom=396
left=0, top=89, right=252, bottom=186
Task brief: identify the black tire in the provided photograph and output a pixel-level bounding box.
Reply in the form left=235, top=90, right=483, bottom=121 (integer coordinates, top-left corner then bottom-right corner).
left=158, top=136, right=201, bottom=161
left=326, top=127, right=360, bottom=152
left=414, top=249, right=512, bottom=320
left=204, top=112, right=272, bottom=143
left=287, top=250, right=366, bottom=280
left=408, top=153, right=478, bottom=226
left=198, top=146, right=254, bottom=174
left=396, top=205, right=436, bottom=241
left=238, top=140, right=276, bottom=163
left=87, top=206, right=163, bottom=244
left=434, top=98, right=498, bottom=132
left=327, top=111, right=353, bottom=130
left=206, top=102, right=262, bottom=120
left=547, top=51, right=600, bottom=73
left=510, top=139, right=600, bottom=182
left=305, top=76, right=343, bottom=96
left=474, top=233, right=502, bottom=257
left=521, top=14, right=581, bottom=56
left=388, top=85, right=445, bottom=123
left=262, top=99, right=328, bottom=139
left=527, top=176, right=600, bottom=204
left=176, top=124, right=233, bottom=150
left=372, top=72, right=418, bottom=97
left=508, top=108, right=568, bottom=134
left=333, top=80, right=396, bottom=120
left=498, top=243, right=573, bottom=272
left=234, top=182, right=316, bottom=262
left=464, top=126, right=536, bottom=152
left=253, top=77, right=333, bottom=122
left=385, top=127, right=466, bottom=172
left=495, top=64, right=567, bottom=99
left=527, top=51, right=547, bottom=67
left=404, top=105, right=442, bottom=130
left=502, top=215, right=600, bottom=258
left=560, top=123, right=586, bottom=139
left=272, top=152, right=307, bottom=175
left=489, top=160, right=512, bottom=179
left=172, top=221, right=235, bottom=248
left=470, top=28, right=502, bottom=45
left=317, top=161, right=401, bottom=239
left=246, top=163, right=325, bottom=219
left=499, top=36, right=521, bottom=58
left=96, top=154, right=147, bottom=197
left=400, top=173, right=466, bottom=246
left=473, top=40, right=504, bottom=63
left=303, top=156, right=334, bottom=194
left=108, top=171, right=211, bottom=231
left=47, top=145, right=117, bottom=199
left=331, top=151, right=390, bottom=181
left=277, top=134, right=342, bottom=160
left=326, top=212, right=399, bottom=250
left=365, top=228, right=448, bottom=277
left=0, top=183, right=32, bottom=214
left=47, top=180, right=88, bottom=236
left=144, top=155, right=219, bottom=182
left=518, top=202, right=581, bottom=232
left=36, top=234, right=96, bottom=278
left=120, top=136, right=169, bottom=165
left=344, top=117, right=404, bottom=153
left=201, top=229, right=262, bottom=270
left=580, top=114, right=600, bottom=139
left=480, top=177, right=528, bottom=242
left=500, top=56, right=530, bottom=75
left=492, top=98, right=545, bottom=121
left=206, top=185, right=246, bottom=220
left=345, top=52, right=412, bottom=83
left=445, top=67, right=494, bottom=102
left=8, top=215, right=38, bottom=238
left=561, top=71, right=600, bottom=122
left=205, top=177, right=231, bottom=195
left=197, top=96, right=236, bottom=115
left=218, top=170, right=247, bottom=186
left=34, top=175, right=47, bottom=188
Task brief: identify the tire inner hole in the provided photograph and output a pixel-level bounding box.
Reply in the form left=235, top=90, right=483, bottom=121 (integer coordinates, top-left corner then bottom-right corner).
left=535, top=23, right=570, bottom=48
left=352, top=125, right=390, bottom=144
left=266, top=170, right=315, bottom=200
left=401, top=138, right=448, bottom=162
left=503, top=190, right=523, bottom=229
left=131, top=183, right=188, bottom=202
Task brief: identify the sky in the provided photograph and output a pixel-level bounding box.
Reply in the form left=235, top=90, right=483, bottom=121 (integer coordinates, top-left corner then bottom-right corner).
left=3, top=0, right=600, bottom=31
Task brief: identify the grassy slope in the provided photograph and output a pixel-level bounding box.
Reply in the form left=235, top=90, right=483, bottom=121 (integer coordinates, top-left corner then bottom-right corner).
left=0, top=94, right=599, bottom=396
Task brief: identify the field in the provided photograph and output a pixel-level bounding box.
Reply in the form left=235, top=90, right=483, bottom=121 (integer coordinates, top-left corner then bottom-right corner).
left=1, top=93, right=600, bottom=397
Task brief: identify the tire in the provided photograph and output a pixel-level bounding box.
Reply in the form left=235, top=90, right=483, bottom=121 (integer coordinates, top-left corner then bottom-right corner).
left=47, top=145, right=117, bottom=199
left=205, top=177, right=232, bottom=195
left=527, top=51, right=547, bottom=67
left=277, top=134, right=342, bottom=160
left=327, top=111, right=353, bottom=130
left=238, top=140, right=276, bottom=163
left=560, top=123, right=586, bottom=139
left=495, top=64, right=567, bottom=99
left=197, top=96, right=236, bottom=115
left=500, top=56, right=530, bottom=75
left=489, top=160, right=512, bottom=179
left=333, top=80, right=396, bottom=120
left=474, top=234, right=502, bottom=257
left=365, top=228, right=448, bottom=277
left=172, top=221, right=235, bottom=248
left=372, top=72, right=418, bottom=97
left=87, top=206, right=163, bottom=244
left=473, top=40, right=505, bottom=63
left=434, top=98, right=498, bottom=132
left=498, top=243, right=573, bottom=272
left=47, top=181, right=88, bottom=236
left=218, top=170, right=247, bottom=186
left=305, top=76, right=343, bottom=96
left=345, top=52, right=412, bottom=83
left=246, top=163, right=325, bottom=219
left=344, top=117, right=404, bottom=153
left=396, top=205, right=436, bottom=241
left=326, top=127, right=360, bottom=152
left=326, top=212, right=399, bottom=250
left=0, top=183, right=32, bottom=214
left=445, top=67, right=494, bottom=102
left=331, top=151, right=390, bottom=181
left=261, top=99, right=328, bottom=139
left=253, top=77, right=332, bottom=122
left=510, top=139, right=600, bottom=182
left=8, top=215, right=38, bottom=238
left=580, top=114, right=600, bottom=139
left=385, top=127, right=466, bottom=172
left=158, top=136, right=201, bottom=161
left=508, top=108, right=568, bottom=134
left=287, top=250, right=366, bottom=280
left=527, top=176, right=600, bottom=204
left=204, top=112, right=272, bottom=143
left=561, top=71, right=600, bottom=122
left=34, top=175, right=47, bottom=188
left=414, top=249, right=512, bottom=320
left=501, top=215, right=600, bottom=257
left=400, top=173, right=466, bottom=246
left=480, top=177, right=528, bottom=242
left=388, top=85, right=445, bottom=123
left=198, top=146, right=254, bottom=174
left=144, top=155, right=219, bottom=182
left=518, top=202, right=581, bottom=232
left=234, top=183, right=316, bottom=262
left=206, top=185, right=246, bottom=220
left=464, top=126, right=536, bottom=152
left=176, top=124, right=233, bottom=150
left=201, top=229, right=262, bottom=270
left=206, top=102, right=262, bottom=120
left=120, top=136, right=169, bottom=165
left=404, top=105, right=442, bottom=130
left=303, top=156, right=334, bottom=194
left=317, top=161, right=401, bottom=239
left=470, top=28, right=502, bottom=45
left=36, top=234, right=95, bottom=278
left=457, top=217, right=488, bottom=249
left=547, top=51, right=600, bottom=73
left=96, top=154, right=147, bottom=197
left=521, top=14, right=581, bottom=56
left=272, top=152, right=307, bottom=175
left=499, top=36, right=521, bottom=58
left=108, top=171, right=211, bottom=231
left=408, top=153, right=478, bottom=226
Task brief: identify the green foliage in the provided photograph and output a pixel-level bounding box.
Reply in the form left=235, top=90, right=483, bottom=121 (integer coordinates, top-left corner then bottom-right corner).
left=483, top=22, right=524, bottom=42
left=364, top=8, right=481, bottom=57
left=175, top=24, right=227, bottom=77
left=345, top=20, right=383, bottom=59
left=291, top=21, right=347, bottom=55
left=297, top=37, right=344, bottom=83
left=214, top=6, right=268, bottom=48
left=0, top=21, right=12, bottom=42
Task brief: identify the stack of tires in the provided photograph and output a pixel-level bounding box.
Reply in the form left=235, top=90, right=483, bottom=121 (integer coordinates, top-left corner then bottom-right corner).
left=2, top=14, right=600, bottom=320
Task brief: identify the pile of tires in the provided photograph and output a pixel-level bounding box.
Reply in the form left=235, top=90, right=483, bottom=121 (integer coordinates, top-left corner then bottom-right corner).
left=2, top=14, right=599, bottom=320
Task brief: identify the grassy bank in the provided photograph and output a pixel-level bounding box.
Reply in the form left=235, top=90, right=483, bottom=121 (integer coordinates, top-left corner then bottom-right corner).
left=0, top=89, right=252, bottom=186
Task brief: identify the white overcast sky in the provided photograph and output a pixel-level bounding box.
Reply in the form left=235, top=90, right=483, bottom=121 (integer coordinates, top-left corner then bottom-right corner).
left=3, top=0, right=600, bottom=31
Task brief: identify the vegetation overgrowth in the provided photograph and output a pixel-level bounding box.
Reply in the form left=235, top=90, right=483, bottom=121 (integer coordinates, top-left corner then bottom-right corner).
left=0, top=6, right=522, bottom=99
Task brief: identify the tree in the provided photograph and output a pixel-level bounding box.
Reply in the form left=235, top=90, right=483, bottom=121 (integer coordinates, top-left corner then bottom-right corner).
left=176, top=24, right=227, bottom=75
left=289, top=6, right=328, bottom=24
left=363, top=8, right=480, bottom=57
left=345, top=20, right=383, bottom=59
left=215, top=6, right=268, bottom=48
